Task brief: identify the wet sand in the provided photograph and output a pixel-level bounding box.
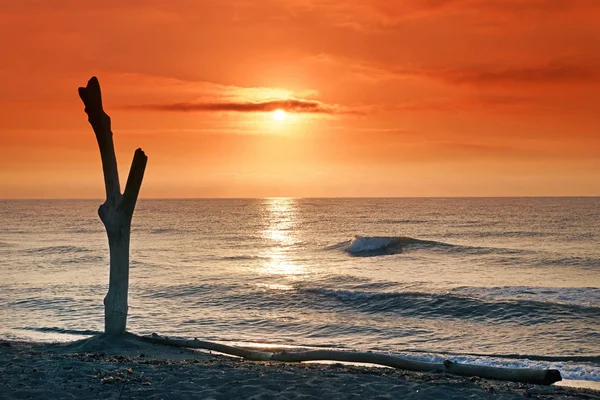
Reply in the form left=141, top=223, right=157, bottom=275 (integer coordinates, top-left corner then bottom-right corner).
left=1, top=335, right=598, bottom=399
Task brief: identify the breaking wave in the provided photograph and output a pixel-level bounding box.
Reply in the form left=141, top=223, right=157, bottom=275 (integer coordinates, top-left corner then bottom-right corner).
left=328, top=236, right=453, bottom=256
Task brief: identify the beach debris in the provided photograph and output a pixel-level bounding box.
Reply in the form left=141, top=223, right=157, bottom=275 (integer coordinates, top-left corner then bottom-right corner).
left=91, top=366, right=142, bottom=386
left=140, top=333, right=562, bottom=386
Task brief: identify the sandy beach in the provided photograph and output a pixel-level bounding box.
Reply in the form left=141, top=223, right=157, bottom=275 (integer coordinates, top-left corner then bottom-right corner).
left=1, top=335, right=598, bottom=400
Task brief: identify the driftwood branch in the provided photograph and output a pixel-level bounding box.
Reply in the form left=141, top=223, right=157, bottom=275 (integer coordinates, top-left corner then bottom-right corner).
left=140, top=334, right=561, bottom=386
left=122, top=149, right=148, bottom=216
left=78, top=77, right=120, bottom=203
left=79, top=76, right=148, bottom=334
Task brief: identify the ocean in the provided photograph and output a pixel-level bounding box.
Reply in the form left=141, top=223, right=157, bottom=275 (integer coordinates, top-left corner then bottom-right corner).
left=1, top=198, right=599, bottom=382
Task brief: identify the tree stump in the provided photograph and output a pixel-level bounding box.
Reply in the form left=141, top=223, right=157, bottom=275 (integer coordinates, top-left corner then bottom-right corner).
left=78, top=77, right=147, bottom=334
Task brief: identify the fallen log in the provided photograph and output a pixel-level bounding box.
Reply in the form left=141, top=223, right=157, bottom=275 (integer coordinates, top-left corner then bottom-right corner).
left=443, top=360, right=561, bottom=386
left=142, top=334, right=273, bottom=361
left=139, top=333, right=561, bottom=385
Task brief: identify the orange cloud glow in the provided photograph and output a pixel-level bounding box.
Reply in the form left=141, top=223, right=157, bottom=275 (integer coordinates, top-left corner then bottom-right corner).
left=0, top=0, right=599, bottom=198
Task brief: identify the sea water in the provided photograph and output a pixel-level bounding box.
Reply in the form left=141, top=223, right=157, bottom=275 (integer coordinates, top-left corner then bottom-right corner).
left=1, top=198, right=599, bottom=382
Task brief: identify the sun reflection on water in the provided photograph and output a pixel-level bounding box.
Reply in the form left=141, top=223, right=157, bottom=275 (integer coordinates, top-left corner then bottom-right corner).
left=260, top=198, right=305, bottom=275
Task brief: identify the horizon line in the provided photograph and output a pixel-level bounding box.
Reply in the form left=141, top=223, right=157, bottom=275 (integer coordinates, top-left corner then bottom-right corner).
left=1, top=195, right=599, bottom=201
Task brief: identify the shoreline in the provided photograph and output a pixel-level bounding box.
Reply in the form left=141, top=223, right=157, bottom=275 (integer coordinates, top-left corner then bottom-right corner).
left=1, top=336, right=599, bottom=399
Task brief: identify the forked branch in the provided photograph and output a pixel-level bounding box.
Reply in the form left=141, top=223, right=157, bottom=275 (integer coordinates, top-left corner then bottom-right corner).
left=79, top=76, right=147, bottom=334
left=122, top=149, right=148, bottom=216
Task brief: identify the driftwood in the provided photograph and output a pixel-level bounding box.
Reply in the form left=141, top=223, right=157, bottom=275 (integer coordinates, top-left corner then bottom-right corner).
left=79, top=77, right=148, bottom=334
left=140, top=334, right=561, bottom=385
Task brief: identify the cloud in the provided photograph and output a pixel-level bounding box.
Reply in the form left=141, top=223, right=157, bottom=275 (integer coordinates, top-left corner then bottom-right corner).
left=76, top=72, right=339, bottom=115
left=285, top=0, right=600, bottom=32
left=302, top=53, right=600, bottom=88
left=434, top=63, right=600, bottom=85
left=124, top=98, right=339, bottom=114
left=389, top=61, right=600, bottom=87
left=393, top=95, right=535, bottom=113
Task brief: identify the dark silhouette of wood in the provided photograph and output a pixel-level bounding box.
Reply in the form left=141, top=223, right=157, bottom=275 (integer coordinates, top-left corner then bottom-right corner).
left=78, top=77, right=148, bottom=334
left=141, top=333, right=562, bottom=385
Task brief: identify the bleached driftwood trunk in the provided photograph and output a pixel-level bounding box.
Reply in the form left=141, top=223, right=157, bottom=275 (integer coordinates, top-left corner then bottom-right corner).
left=78, top=77, right=148, bottom=334
left=141, top=334, right=562, bottom=385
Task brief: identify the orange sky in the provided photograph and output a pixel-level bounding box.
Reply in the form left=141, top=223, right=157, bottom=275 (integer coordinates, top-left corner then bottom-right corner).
left=1, top=0, right=599, bottom=198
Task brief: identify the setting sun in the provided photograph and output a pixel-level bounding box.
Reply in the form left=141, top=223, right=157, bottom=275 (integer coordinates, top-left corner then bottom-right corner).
left=273, top=109, right=287, bottom=121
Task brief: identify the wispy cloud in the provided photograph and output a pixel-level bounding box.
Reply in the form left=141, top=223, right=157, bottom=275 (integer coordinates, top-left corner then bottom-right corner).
left=286, top=0, right=600, bottom=32
left=123, top=98, right=339, bottom=114
left=372, top=61, right=600, bottom=87
left=428, top=62, right=600, bottom=86
left=303, top=53, right=600, bottom=88
left=392, top=95, right=535, bottom=113
left=84, top=72, right=343, bottom=115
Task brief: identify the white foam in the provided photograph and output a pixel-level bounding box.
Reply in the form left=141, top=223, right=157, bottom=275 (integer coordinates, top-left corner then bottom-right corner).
left=399, top=352, right=600, bottom=382
left=345, top=236, right=398, bottom=254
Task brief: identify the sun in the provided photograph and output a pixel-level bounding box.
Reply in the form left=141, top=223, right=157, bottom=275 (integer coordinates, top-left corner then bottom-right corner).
left=273, top=109, right=287, bottom=121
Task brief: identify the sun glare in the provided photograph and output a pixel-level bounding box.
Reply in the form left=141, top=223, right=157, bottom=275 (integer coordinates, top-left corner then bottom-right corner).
left=273, top=109, right=287, bottom=121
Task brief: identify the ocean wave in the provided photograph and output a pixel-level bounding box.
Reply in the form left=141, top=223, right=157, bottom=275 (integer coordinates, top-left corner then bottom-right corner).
left=20, top=327, right=100, bottom=336
left=298, top=287, right=600, bottom=325
left=60, top=255, right=105, bottom=264
left=20, top=245, right=104, bottom=265
left=328, top=236, right=453, bottom=256
left=70, top=228, right=104, bottom=234
left=24, top=245, right=92, bottom=255
left=219, top=255, right=269, bottom=261
left=142, top=283, right=233, bottom=299
left=149, top=228, right=178, bottom=234
left=378, top=219, right=428, bottom=225
left=141, top=280, right=600, bottom=326
left=11, top=297, right=78, bottom=309
left=327, top=235, right=540, bottom=258
left=452, top=286, right=600, bottom=309
left=534, top=256, right=600, bottom=269
left=471, top=231, right=551, bottom=238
